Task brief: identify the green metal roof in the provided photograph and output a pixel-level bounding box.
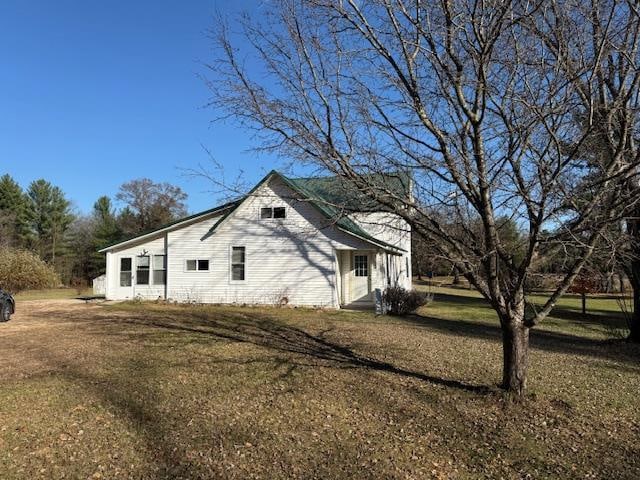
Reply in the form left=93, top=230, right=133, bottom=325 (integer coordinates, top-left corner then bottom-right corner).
left=102, top=170, right=407, bottom=254
left=289, top=171, right=411, bottom=211
left=207, top=171, right=406, bottom=253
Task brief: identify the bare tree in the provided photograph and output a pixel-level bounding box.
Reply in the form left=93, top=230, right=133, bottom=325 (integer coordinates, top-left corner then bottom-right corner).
left=206, top=0, right=640, bottom=395
left=115, top=179, right=188, bottom=235
left=529, top=1, right=640, bottom=342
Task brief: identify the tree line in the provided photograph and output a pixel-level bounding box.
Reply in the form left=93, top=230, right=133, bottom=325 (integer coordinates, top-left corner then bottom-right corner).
left=0, top=174, right=188, bottom=286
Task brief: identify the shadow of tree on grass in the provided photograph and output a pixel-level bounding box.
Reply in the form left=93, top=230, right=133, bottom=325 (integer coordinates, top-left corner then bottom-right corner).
left=404, top=312, right=639, bottom=367
left=98, top=308, right=492, bottom=395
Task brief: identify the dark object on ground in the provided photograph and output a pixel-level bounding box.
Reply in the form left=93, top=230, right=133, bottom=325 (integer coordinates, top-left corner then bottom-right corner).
left=76, top=295, right=106, bottom=304
left=0, top=288, right=15, bottom=322
left=383, top=286, right=429, bottom=315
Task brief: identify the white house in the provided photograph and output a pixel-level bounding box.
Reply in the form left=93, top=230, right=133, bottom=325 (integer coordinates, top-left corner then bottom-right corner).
left=100, top=171, right=411, bottom=308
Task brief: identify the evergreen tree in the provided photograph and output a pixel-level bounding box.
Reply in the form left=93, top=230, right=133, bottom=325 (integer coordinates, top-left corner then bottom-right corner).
left=0, top=174, right=32, bottom=247
left=89, top=196, right=122, bottom=275
left=27, top=179, right=74, bottom=265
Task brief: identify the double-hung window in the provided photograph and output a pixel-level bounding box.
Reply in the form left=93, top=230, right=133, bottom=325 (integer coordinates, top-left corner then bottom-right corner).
left=153, top=255, right=166, bottom=284
left=231, top=246, right=246, bottom=281
left=136, top=255, right=150, bottom=285
left=120, top=258, right=132, bottom=287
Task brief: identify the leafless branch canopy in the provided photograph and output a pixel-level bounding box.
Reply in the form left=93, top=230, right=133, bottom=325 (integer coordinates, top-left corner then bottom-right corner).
left=206, top=0, right=640, bottom=327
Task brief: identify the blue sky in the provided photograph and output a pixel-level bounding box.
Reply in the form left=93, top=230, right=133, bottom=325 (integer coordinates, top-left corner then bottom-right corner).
left=0, top=0, right=279, bottom=214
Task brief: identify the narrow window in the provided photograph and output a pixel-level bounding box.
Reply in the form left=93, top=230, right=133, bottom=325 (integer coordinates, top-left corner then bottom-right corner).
left=273, top=207, right=286, bottom=218
left=136, top=255, right=150, bottom=285
left=120, top=258, right=132, bottom=287
left=406, top=258, right=409, bottom=278
left=260, top=207, right=273, bottom=219
left=231, top=246, right=246, bottom=281
left=153, top=255, right=166, bottom=285
left=354, top=255, right=368, bottom=277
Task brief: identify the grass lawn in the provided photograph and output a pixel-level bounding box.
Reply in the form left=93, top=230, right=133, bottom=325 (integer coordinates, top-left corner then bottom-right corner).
left=14, top=287, right=93, bottom=301
left=0, top=291, right=638, bottom=479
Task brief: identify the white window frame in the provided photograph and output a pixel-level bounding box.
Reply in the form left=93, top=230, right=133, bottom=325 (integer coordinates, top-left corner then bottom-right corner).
left=259, top=206, right=286, bottom=220
left=119, top=256, right=133, bottom=287
left=153, top=254, right=167, bottom=285
left=136, top=255, right=150, bottom=285
left=354, top=254, right=369, bottom=277
left=229, top=245, right=247, bottom=283
left=184, top=259, right=211, bottom=272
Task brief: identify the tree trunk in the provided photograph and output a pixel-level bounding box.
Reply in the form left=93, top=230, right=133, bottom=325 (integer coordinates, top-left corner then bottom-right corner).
left=452, top=266, right=461, bottom=285
left=629, top=259, right=640, bottom=342
left=627, top=215, right=640, bottom=342
left=501, top=321, right=530, bottom=396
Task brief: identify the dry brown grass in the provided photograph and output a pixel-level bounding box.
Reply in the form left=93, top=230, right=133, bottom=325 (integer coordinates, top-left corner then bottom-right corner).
left=0, top=297, right=638, bottom=479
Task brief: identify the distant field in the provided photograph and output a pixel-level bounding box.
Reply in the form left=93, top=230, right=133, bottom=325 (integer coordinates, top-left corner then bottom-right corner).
left=415, top=281, right=631, bottom=339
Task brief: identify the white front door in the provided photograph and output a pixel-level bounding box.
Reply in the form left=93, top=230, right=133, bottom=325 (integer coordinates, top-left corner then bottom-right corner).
left=116, top=256, right=134, bottom=299
left=351, top=253, right=372, bottom=303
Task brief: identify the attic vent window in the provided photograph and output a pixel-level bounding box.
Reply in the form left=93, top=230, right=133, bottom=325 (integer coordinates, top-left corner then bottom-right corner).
left=260, top=207, right=286, bottom=219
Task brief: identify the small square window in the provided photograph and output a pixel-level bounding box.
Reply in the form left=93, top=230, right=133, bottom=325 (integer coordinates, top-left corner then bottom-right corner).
left=273, top=207, right=286, bottom=218
left=186, top=260, right=197, bottom=271
left=198, top=259, right=209, bottom=271
left=260, top=207, right=273, bottom=219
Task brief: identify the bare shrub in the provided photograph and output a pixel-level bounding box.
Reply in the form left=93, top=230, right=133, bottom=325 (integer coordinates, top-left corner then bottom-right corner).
left=613, top=295, right=633, bottom=339
left=383, top=286, right=430, bottom=316
left=0, top=247, right=59, bottom=294
left=265, top=288, right=291, bottom=308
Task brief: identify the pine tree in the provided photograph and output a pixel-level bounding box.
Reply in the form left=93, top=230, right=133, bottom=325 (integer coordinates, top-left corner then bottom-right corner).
left=27, top=179, right=74, bottom=265
left=89, top=196, right=122, bottom=275
left=0, top=174, right=32, bottom=247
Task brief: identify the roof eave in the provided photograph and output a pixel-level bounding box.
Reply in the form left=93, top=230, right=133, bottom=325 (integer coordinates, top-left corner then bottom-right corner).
left=336, top=227, right=406, bottom=255
left=99, top=202, right=239, bottom=253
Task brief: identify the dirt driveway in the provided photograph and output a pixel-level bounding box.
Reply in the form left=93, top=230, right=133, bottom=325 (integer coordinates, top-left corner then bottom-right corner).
left=0, top=300, right=120, bottom=381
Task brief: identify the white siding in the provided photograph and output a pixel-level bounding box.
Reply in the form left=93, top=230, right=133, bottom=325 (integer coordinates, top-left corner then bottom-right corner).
left=351, top=212, right=412, bottom=290
left=105, top=176, right=381, bottom=307
left=105, top=235, right=167, bottom=300
left=166, top=177, right=372, bottom=307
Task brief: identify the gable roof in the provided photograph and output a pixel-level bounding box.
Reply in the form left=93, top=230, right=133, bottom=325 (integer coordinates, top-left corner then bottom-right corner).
left=207, top=170, right=406, bottom=253
left=100, top=170, right=407, bottom=254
